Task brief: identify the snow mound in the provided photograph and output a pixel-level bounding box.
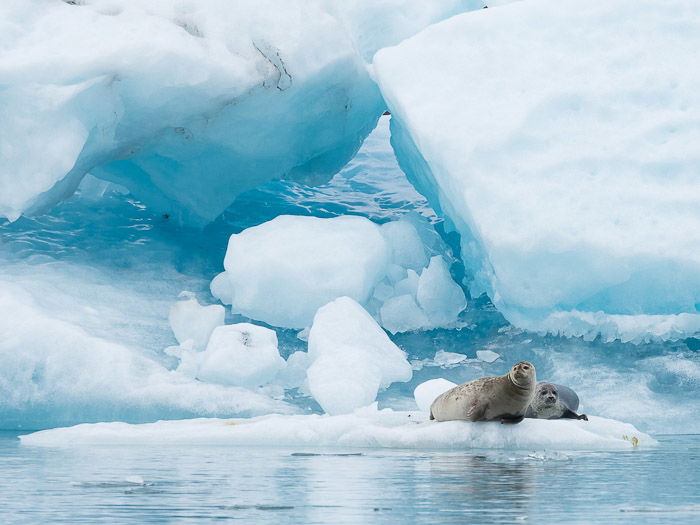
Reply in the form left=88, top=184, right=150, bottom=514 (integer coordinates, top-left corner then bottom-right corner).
left=20, top=408, right=655, bottom=451
left=414, top=379, right=457, bottom=412
left=0, top=0, right=481, bottom=225
left=373, top=0, right=700, bottom=342
left=307, top=297, right=412, bottom=414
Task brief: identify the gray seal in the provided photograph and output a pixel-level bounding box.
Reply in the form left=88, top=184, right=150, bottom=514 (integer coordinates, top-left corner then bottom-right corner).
left=525, top=382, right=588, bottom=421
left=429, top=361, right=536, bottom=424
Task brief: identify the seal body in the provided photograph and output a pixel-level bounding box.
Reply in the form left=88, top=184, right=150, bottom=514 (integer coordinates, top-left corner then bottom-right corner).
left=525, top=382, right=588, bottom=421
left=429, top=361, right=536, bottom=424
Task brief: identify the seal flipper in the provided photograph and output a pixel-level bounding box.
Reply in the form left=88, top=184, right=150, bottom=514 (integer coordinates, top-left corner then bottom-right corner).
left=500, top=415, right=525, bottom=425
left=562, top=409, right=588, bottom=421
left=429, top=410, right=435, bottom=421
left=467, top=402, right=488, bottom=422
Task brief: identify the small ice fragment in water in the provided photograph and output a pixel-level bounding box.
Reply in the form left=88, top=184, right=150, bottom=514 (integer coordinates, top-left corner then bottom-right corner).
left=476, top=350, right=501, bottom=363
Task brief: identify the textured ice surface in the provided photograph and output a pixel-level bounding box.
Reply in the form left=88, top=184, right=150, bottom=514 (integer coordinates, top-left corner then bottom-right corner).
left=20, top=407, right=655, bottom=451
left=0, top=0, right=482, bottom=225
left=374, top=0, right=700, bottom=342
left=307, top=297, right=412, bottom=414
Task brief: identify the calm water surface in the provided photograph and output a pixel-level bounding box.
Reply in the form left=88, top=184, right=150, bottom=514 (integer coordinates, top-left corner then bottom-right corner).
left=1, top=432, right=698, bottom=523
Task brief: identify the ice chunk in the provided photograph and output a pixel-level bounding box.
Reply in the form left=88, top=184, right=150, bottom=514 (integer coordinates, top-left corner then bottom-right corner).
left=374, top=0, right=700, bottom=341
left=275, top=351, right=311, bottom=390
left=307, top=297, right=412, bottom=414
left=307, top=352, right=383, bottom=415
left=220, top=215, right=390, bottom=328
left=380, top=219, right=428, bottom=271
left=416, top=256, right=467, bottom=326
left=191, top=324, right=286, bottom=389
left=0, top=1, right=481, bottom=225
left=168, top=292, right=225, bottom=350
left=477, top=350, right=501, bottom=363
left=414, top=379, right=458, bottom=412
left=380, top=294, right=429, bottom=334
left=209, top=272, right=234, bottom=306
left=21, top=412, right=656, bottom=451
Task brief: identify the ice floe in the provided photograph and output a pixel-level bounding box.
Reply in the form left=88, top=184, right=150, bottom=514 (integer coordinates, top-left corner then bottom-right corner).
left=20, top=406, right=655, bottom=451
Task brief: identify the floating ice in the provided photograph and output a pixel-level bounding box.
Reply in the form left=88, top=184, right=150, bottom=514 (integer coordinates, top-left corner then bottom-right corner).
left=374, top=0, right=700, bottom=342
left=168, top=292, right=224, bottom=350
left=20, top=409, right=656, bottom=451
left=0, top=0, right=481, bottom=225
left=216, top=215, right=390, bottom=329
left=214, top=214, right=466, bottom=331
left=307, top=297, right=412, bottom=414
left=414, top=379, right=457, bottom=412
left=477, top=350, right=501, bottom=363
left=176, top=323, right=286, bottom=389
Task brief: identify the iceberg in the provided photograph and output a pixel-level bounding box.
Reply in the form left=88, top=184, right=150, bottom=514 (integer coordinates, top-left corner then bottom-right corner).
left=168, top=292, right=224, bottom=350
left=20, top=408, right=655, bottom=451
left=373, top=0, right=700, bottom=342
left=0, top=0, right=483, bottom=225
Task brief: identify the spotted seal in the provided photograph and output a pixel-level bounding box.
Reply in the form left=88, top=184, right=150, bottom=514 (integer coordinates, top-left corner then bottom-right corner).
left=429, top=361, right=536, bottom=424
left=525, top=382, right=588, bottom=421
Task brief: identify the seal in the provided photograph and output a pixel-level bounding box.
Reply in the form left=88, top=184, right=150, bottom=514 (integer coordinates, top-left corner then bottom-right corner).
left=525, top=382, right=588, bottom=420
left=429, top=361, right=536, bottom=424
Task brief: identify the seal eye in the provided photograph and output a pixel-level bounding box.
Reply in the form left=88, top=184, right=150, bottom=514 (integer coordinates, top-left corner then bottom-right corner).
left=522, top=365, right=529, bottom=370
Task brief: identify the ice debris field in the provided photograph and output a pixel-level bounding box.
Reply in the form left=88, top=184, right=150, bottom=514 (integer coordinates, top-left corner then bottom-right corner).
left=1, top=0, right=699, bottom=449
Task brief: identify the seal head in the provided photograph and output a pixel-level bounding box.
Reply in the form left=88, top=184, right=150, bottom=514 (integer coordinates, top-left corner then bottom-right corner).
left=525, top=382, right=588, bottom=420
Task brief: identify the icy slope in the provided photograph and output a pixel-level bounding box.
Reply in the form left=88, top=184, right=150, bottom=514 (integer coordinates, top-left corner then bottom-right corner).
left=0, top=0, right=482, bottom=225
left=373, top=0, right=700, bottom=342
left=20, top=407, right=655, bottom=451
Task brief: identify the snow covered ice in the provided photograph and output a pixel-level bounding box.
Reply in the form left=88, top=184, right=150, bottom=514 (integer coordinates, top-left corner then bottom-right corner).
left=20, top=407, right=655, bottom=452
left=373, top=0, right=700, bottom=342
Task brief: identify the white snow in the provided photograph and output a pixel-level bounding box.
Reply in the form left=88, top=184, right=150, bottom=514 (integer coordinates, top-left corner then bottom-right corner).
left=414, top=379, right=457, bottom=412
left=373, top=0, right=700, bottom=342
left=307, top=297, right=412, bottom=414
left=168, top=292, right=224, bottom=350
left=20, top=407, right=656, bottom=451
left=0, top=0, right=481, bottom=225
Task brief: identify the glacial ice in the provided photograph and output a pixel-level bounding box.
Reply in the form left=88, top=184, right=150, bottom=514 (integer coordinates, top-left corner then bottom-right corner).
left=20, top=407, right=655, bottom=451
left=306, top=297, right=412, bottom=414
left=0, top=0, right=482, bottom=225
left=373, top=0, right=700, bottom=342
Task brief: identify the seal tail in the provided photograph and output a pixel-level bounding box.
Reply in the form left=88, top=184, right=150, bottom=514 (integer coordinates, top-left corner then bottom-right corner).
left=429, top=410, right=435, bottom=420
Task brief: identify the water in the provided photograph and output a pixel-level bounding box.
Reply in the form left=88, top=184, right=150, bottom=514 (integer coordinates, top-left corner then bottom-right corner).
left=1, top=432, right=698, bottom=523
